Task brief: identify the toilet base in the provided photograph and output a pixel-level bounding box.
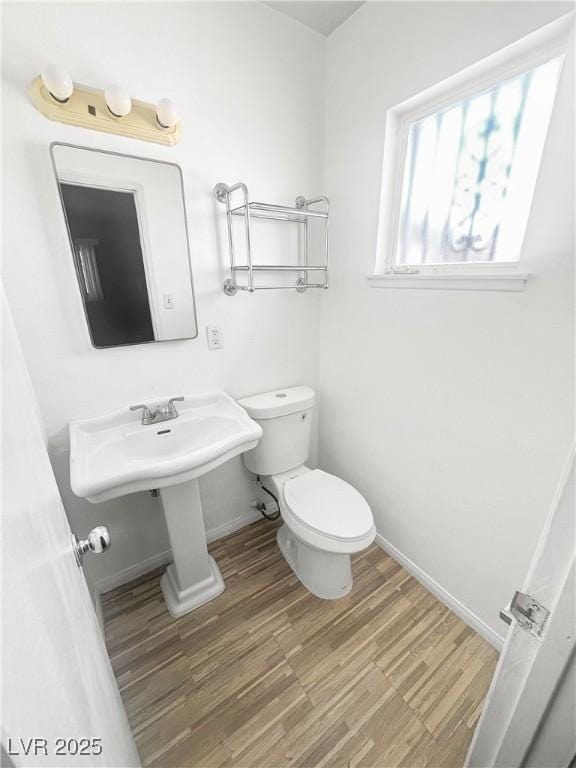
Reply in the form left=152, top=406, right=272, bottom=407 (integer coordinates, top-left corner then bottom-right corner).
left=277, top=524, right=352, bottom=599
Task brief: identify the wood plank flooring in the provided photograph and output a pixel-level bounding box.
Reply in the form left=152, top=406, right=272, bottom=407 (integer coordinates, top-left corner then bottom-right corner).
left=102, top=520, right=498, bottom=768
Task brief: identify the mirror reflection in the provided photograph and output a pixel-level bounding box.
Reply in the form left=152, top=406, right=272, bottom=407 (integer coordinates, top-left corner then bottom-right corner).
left=51, top=144, right=197, bottom=348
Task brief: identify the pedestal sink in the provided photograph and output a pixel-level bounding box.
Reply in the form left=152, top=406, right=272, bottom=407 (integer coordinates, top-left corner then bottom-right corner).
left=69, top=392, right=262, bottom=617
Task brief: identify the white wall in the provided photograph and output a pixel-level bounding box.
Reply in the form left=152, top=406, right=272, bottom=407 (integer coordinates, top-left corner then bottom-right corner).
left=1, top=2, right=325, bottom=593
left=319, top=2, right=574, bottom=645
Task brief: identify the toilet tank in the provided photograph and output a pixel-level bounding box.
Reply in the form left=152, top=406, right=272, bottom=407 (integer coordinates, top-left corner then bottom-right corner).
left=238, top=386, right=315, bottom=476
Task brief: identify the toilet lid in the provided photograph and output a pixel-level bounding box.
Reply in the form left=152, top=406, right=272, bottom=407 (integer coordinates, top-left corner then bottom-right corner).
left=283, top=469, right=373, bottom=541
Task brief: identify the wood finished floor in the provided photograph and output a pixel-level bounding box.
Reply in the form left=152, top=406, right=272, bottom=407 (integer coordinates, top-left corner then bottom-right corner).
left=102, top=520, right=498, bottom=768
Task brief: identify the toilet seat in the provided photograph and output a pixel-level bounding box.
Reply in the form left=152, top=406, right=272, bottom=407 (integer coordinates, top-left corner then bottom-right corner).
left=280, top=469, right=375, bottom=553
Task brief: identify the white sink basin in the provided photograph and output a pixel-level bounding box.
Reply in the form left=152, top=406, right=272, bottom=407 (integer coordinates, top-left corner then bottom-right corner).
left=70, top=392, right=262, bottom=503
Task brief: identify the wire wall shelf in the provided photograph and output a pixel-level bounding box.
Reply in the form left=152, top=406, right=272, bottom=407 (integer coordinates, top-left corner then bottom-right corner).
left=214, top=182, right=329, bottom=295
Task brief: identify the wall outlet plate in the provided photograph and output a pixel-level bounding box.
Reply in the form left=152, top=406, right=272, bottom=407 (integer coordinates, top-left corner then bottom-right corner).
left=206, top=325, right=223, bottom=350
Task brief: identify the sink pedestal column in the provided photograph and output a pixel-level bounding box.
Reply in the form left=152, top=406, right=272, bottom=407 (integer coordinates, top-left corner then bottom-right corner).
left=159, top=478, right=225, bottom=617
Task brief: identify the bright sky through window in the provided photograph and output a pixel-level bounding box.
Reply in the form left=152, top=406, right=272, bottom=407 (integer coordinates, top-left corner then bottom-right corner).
left=395, top=57, right=563, bottom=266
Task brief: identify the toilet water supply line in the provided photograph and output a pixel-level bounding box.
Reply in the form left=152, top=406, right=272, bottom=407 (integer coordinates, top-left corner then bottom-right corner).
left=254, top=476, right=281, bottom=521
left=150, top=479, right=281, bottom=521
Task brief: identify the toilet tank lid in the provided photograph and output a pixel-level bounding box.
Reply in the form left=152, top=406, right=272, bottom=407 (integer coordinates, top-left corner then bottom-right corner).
left=238, top=386, right=315, bottom=419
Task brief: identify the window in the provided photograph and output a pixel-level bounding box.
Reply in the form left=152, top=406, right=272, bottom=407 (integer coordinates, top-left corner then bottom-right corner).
left=372, top=16, right=569, bottom=290
left=396, top=59, right=562, bottom=267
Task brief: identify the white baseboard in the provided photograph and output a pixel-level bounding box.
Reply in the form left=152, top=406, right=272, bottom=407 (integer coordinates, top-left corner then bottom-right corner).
left=94, top=510, right=263, bottom=600
left=206, top=509, right=262, bottom=544
left=94, top=548, right=172, bottom=599
left=375, top=532, right=504, bottom=651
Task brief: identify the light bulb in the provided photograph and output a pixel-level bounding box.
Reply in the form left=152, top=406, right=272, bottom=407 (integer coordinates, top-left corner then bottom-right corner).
left=105, top=84, right=132, bottom=117
left=41, top=63, right=73, bottom=103
left=156, top=98, right=179, bottom=129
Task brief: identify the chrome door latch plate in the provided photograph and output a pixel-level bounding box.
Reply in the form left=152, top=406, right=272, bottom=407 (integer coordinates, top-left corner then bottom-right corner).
left=503, top=590, right=550, bottom=638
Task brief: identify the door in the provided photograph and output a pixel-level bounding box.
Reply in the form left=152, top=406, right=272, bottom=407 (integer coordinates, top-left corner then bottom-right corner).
left=1, top=290, right=140, bottom=767
left=466, top=447, right=575, bottom=767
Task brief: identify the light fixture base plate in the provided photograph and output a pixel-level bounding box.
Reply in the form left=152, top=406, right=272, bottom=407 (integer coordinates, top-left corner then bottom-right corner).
left=29, top=76, right=181, bottom=146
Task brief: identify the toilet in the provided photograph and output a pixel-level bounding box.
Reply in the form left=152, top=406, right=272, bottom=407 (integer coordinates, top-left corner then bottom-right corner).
left=238, top=386, right=375, bottom=599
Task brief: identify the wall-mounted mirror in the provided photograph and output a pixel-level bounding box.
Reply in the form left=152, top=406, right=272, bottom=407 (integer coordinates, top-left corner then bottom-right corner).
left=51, top=143, right=197, bottom=348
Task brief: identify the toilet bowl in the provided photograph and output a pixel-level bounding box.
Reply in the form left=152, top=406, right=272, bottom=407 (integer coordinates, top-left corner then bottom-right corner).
left=238, top=386, right=375, bottom=599
left=269, top=465, right=375, bottom=598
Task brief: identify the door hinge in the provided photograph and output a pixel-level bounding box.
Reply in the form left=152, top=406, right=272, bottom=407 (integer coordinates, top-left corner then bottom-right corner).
left=500, top=591, right=550, bottom=638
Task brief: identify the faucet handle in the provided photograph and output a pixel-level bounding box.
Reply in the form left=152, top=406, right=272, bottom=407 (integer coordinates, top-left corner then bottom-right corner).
left=130, top=403, right=154, bottom=421
left=167, top=396, right=184, bottom=414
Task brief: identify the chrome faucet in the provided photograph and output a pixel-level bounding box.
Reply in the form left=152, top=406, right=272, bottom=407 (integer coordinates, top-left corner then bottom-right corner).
left=130, top=397, right=184, bottom=426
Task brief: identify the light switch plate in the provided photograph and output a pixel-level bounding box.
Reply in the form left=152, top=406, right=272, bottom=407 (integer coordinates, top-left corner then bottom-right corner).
left=206, top=325, right=223, bottom=350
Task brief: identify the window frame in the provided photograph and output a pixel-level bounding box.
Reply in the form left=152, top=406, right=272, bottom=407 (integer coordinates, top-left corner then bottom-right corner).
left=371, top=13, right=572, bottom=291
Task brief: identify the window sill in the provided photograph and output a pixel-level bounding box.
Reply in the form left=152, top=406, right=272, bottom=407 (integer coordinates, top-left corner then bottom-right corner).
left=366, top=272, right=529, bottom=292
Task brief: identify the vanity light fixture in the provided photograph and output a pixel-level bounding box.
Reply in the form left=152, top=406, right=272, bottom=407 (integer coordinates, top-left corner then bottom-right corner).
left=41, top=63, right=73, bottom=103
left=104, top=84, right=132, bottom=118
left=156, top=98, right=179, bottom=129
left=30, top=65, right=181, bottom=145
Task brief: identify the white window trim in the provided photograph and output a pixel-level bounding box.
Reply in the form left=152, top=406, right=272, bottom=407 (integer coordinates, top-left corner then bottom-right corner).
left=369, top=12, right=573, bottom=292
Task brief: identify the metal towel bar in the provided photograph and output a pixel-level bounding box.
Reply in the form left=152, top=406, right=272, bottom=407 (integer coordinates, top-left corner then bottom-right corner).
left=214, top=181, right=329, bottom=295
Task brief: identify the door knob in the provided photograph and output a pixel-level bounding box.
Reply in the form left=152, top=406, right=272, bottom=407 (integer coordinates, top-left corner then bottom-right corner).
left=73, top=526, right=111, bottom=565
